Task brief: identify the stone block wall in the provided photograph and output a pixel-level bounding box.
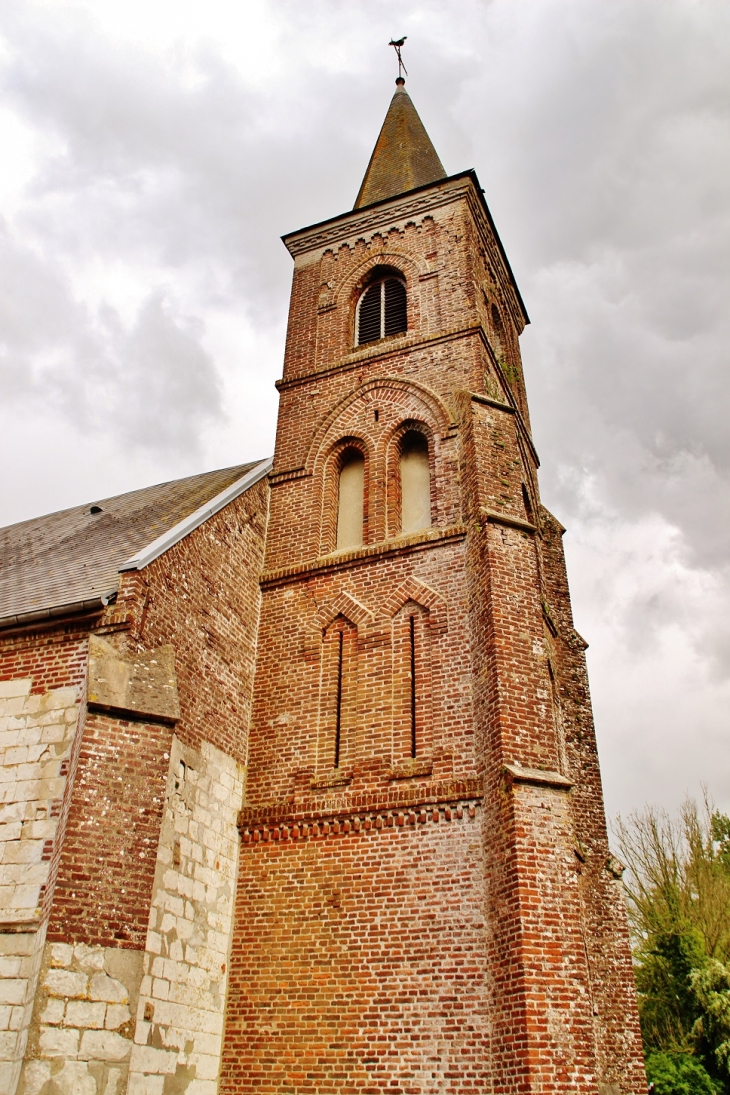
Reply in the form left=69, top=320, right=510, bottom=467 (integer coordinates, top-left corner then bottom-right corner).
left=127, top=735, right=244, bottom=1095
left=19, top=941, right=143, bottom=1095
left=0, top=670, right=85, bottom=1094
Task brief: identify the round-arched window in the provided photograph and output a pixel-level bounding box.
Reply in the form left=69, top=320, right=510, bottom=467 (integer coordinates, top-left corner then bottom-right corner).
left=356, top=276, right=407, bottom=346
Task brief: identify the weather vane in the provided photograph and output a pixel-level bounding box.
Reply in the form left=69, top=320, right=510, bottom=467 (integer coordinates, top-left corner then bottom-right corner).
left=389, top=37, right=408, bottom=80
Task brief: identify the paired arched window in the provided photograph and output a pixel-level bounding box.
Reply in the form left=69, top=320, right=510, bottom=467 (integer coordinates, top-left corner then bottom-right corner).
left=332, top=426, right=433, bottom=552
left=356, top=276, right=407, bottom=346
left=399, top=431, right=431, bottom=535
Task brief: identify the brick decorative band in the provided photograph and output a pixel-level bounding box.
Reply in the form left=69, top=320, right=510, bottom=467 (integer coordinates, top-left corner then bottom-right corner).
left=240, top=801, right=480, bottom=845
left=238, top=777, right=483, bottom=842
left=260, top=525, right=468, bottom=588
left=275, top=324, right=482, bottom=392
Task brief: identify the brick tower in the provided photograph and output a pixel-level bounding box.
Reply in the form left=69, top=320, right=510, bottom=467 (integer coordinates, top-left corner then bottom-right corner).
left=221, top=78, right=646, bottom=1094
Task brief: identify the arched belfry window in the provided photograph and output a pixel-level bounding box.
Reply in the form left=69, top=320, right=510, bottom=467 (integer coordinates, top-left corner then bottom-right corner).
left=356, top=276, right=407, bottom=345
left=336, top=449, right=365, bottom=550
left=399, top=431, right=431, bottom=535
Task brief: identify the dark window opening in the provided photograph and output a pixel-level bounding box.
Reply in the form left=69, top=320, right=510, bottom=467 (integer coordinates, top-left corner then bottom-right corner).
left=357, top=277, right=407, bottom=345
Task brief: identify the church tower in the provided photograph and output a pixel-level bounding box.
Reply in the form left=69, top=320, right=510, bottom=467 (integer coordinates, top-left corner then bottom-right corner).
left=221, top=78, right=646, bottom=1094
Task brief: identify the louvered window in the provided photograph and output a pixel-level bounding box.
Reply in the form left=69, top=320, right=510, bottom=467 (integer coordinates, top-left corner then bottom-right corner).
left=356, top=277, right=407, bottom=345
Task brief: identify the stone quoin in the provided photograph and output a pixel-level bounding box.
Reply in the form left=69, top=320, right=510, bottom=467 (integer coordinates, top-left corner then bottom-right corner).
left=0, top=75, right=646, bottom=1094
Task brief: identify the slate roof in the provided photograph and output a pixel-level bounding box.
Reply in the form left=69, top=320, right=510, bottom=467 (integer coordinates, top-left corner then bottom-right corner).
left=0, top=462, right=264, bottom=625
left=354, top=79, right=446, bottom=209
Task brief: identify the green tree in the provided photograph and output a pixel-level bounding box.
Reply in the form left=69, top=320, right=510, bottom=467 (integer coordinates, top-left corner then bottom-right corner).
left=615, top=795, right=730, bottom=1091
left=691, top=961, right=730, bottom=1088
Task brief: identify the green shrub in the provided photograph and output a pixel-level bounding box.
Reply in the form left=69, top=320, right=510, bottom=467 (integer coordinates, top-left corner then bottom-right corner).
left=645, top=1050, right=720, bottom=1094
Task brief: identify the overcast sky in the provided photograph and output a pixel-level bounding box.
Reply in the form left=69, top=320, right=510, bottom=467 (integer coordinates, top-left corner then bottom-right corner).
left=0, top=0, right=728, bottom=822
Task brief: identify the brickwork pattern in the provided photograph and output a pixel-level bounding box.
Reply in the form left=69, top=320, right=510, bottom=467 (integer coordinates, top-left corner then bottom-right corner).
left=130, top=479, right=269, bottom=764
left=222, top=807, right=488, bottom=1095
left=0, top=627, right=88, bottom=698
left=47, top=712, right=172, bottom=949
left=247, top=539, right=471, bottom=807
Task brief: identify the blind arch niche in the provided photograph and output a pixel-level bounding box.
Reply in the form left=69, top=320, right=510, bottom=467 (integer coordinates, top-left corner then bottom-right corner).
left=336, top=448, right=365, bottom=550
left=399, top=430, right=431, bottom=535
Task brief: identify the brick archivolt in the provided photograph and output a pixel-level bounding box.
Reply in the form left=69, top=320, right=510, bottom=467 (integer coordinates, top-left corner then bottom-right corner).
left=307, top=375, right=452, bottom=473
left=314, top=240, right=439, bottom=367
left=303, top=576, right=446, bottom=649
left=382, top=575, right=447, bottom=634
left=315, top=590, right=374, bottom=631
left=309, top=376, right=456, bottom=550
left=327, top=245, right=432, bottom=311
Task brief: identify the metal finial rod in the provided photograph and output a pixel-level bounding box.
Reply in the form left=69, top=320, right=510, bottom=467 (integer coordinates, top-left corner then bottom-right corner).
left=389, top=37, right=408, bottom=79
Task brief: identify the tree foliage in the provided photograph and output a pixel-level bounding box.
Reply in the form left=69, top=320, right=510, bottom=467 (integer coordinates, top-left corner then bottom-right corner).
left=645, top=1050, right=720, bottom=1095
left=615, top=795, right=730, bottom=1093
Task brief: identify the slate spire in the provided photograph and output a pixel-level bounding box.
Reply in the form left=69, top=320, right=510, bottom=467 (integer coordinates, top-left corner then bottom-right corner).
left=354, top=78, right=446, bottom=209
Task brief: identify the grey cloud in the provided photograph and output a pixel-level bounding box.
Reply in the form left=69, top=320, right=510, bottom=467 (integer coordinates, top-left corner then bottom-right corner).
left=0, top=220, right=221, bottom=454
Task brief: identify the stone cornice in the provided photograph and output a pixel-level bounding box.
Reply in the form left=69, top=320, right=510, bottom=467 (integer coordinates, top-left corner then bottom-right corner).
left=503, top=763, right=573, bottom=791
left=481, top=510, right=537, bottom=535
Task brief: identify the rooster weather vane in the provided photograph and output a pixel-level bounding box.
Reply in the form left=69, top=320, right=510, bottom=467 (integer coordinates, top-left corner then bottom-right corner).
left=389, top=37, right=408, bottom=79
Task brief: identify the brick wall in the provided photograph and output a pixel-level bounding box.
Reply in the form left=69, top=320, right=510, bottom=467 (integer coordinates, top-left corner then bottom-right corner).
left=46, top=712, right=172, bottom=949
left=132, top=478, right=269, bottom=762
left=222, top=797, right=487, bottom=1095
